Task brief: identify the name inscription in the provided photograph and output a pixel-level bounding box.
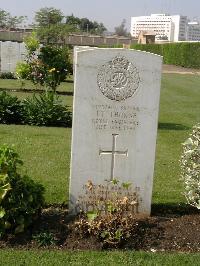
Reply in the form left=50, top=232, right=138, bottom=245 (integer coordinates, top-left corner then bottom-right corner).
left=92, top=104, right=140, bottom=131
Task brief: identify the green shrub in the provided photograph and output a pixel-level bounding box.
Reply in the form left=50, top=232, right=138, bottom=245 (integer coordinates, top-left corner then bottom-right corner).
left=131, top=42, right=200, bottom=68
left=132, top=43, right=163, bottom=56
left=21, top=92, right=72, bottom=127
left=0, top=72, right=16, bottom=79
left=75, top=179, right=140, bottom=247
left=0, top=91, right=22, bottom=124
left=180, top=123, right=200, bottom=209
left=0, top=91, right=71, bottom=128
left=16, top=62, right=31, bottom=80
left=33, top=231, right=56, bottom=247
left=0, top=145, right=45, bottom=237
left=38, top=45, right=71, bottom=82
left=17, top=33, right=72, bottom=92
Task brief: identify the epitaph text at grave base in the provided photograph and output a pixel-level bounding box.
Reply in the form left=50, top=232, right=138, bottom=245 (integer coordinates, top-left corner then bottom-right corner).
left=69, top=47, right=162, bottom=215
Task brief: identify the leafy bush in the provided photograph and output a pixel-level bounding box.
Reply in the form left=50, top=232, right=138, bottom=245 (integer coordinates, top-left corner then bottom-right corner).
left=75, top=179, right=140, bottom=247
left=0, top=91, right=22, bottom=124
left=38, top=45, right=71, bottom=82
left=21, top=92, right=72, bottom=127
left=24, top=31, right=40, bottom=56
left=16, top=62, right=31, bottom=80
left=0, top=91, right=71, bottom=128
left=0, top=72, right=16, bottom=79
left=132, top=43, right=163, bottom=56
left=16, top=33, right=71, bottom=92
left=131, top=43, right=200, bottom=68
left=33, top=231, right=56, bottom=247
left=180, top=123, right=200, bottom=209
left=0, top=145, right=45, bottom=237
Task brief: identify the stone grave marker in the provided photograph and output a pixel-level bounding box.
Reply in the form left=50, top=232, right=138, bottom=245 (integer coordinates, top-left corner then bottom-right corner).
left=0, top=41, right=26, bottom=72
left=69, top=47, right=162, bottom=215
left=1, top=41, right=19, bottom=72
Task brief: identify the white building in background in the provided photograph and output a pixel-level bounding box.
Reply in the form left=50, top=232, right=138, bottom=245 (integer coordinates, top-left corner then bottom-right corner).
left=187, top=21, right=200, bottom=41
left=130, top=14, right=187, bottom=42
left=171, top=15, right=187, bottom=41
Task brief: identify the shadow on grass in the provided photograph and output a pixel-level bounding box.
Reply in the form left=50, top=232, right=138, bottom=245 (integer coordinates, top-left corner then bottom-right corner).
left=0, top=88, right=73, bottom=96
left=158, top=122, right=190, bottom=131
left=151, top=202, right=199, bottom=216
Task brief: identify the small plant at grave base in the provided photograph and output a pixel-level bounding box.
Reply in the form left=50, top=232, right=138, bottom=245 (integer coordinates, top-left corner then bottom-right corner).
left=180, top=123, right=200, bottom=209
left=74, top=179, right=140, bottom=247
left=33, top=231, right=56, bottom=247
left=0, top=145, right=45, bottom=237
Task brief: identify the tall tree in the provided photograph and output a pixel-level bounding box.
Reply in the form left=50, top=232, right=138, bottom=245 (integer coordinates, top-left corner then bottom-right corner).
left=0, top=9, right=9, bottom=28
left=66, top=14, right=81, bottom=28
left=66, top=14, right=106, bottom=35
left=34, top=7, right=75, bottom=43
left=36, top=24, right=76, bottom=44
left=114, top=19, right=128, bottom=36
left=0, top=9, right=26, bottom=29
left=34, top=7, right=64, bottom=27
left=7, top=16, right=27, bottom=29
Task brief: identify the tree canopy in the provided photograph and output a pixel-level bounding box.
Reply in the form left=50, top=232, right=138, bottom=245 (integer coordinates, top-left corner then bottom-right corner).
left=34, top=7, right=64, bottom=27
left=34, top=8, right=107, bottom=43
left=66, top=14, right=107, bottom=35
left=0, top=9, right=26, bottom=29
left=114, top=19, right=128, bottom=37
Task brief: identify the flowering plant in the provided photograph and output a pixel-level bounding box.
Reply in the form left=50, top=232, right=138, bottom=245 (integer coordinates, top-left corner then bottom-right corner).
left=180, top=123, right=200, bottom=209
left=16, top=33, right=70, bottom=92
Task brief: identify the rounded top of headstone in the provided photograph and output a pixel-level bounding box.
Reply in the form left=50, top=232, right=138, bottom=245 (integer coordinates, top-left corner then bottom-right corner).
left=97, top=55, right=140, bottom=102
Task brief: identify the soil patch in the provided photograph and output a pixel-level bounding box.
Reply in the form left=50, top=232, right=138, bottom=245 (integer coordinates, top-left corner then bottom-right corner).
left=0, top=204, right=199, bottom=252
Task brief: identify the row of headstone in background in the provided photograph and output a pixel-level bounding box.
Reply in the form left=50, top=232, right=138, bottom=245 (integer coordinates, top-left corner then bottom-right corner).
left=0, top=41, right=26, bottom=73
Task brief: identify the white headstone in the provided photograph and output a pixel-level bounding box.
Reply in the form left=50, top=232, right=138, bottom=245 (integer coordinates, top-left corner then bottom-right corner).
left=69, top=47, right=162, bottom=215
left=0, top=41, right=26, bottom=73
left=1, top=41, right=20, bottom=72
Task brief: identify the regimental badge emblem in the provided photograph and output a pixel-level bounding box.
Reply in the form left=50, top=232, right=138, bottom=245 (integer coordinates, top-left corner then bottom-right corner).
left=97, top=56, right=140, bottom=101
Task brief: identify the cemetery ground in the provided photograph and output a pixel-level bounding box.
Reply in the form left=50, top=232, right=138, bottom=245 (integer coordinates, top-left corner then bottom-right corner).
left=0, top=73, right=200, bottom=265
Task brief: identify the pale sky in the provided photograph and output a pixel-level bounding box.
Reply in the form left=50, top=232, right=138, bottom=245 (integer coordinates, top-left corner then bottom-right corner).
left=0, top=0, right=199, bottom=31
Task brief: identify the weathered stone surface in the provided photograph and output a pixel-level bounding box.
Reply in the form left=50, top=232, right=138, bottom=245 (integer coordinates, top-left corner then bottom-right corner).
left=0, top=41, right=26, bottom=72
left=70, top=47, right=162, bottom=215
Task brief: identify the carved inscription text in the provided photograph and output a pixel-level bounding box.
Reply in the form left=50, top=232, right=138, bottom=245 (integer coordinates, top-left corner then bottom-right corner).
left=92, top=104, right=140, bottom=131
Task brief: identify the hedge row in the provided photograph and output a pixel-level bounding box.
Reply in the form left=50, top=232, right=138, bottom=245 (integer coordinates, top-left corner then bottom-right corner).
left=131, top=43, right=200, bottom=68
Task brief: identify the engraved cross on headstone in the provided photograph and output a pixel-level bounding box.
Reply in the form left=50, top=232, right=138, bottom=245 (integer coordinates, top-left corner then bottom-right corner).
left=99, top=134, right=128, bottom=181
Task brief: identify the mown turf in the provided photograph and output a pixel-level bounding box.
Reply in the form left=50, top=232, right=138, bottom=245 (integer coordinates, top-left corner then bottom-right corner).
left=1, top=73, right=199, bottom=204
left=8, top=91, right=73, bottom=109
left=0, top=124, right=71, bottom=203
left=0, top=78, right=74, bottom=92
left=153, top=74, right=200, bottom=205
left=0, top=250, right=200, bottom=266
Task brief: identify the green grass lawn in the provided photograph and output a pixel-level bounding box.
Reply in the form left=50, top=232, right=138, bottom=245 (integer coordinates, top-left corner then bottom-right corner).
left=1, top=73, right=199, bottom=204
left=1, top=250, right=200, bottom=266
left=0, top=73, right=200, bottom=264
left=153, top=74, right=200, bottom=205
left=0, top=77, right=74, bottom=92
left=9, top=91, right=73, bottom=109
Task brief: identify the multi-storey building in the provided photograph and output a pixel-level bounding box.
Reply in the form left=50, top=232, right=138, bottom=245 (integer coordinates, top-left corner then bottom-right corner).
left=130, top=14, right=187, bottom=42
left=187, top=21, right=200, bottom=41
left=171, top=15, right=188, bottom=41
